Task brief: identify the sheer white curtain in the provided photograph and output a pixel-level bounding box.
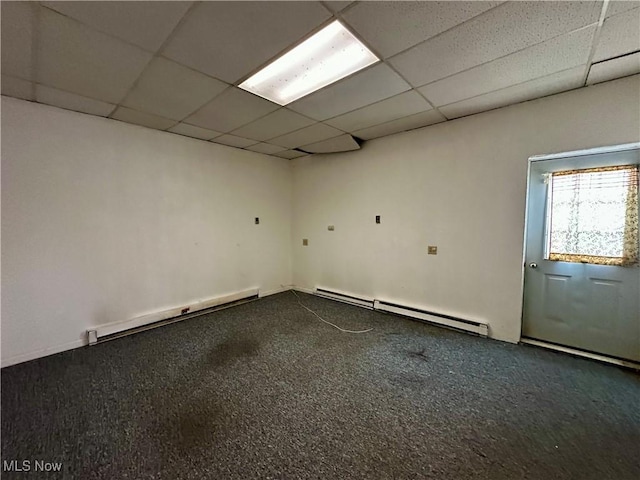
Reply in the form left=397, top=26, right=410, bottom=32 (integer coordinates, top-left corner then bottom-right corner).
left=548, top=165, right=639, bottom=266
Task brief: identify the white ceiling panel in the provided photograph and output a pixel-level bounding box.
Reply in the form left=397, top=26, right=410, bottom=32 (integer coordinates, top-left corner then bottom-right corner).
left=300, top=134, right=360, bottom=153
left=606, top=0, right=640, bottom=18
left=38, top=8, right=152, bottom=104
left=161, top=1, right=331, bottom=83
left=231, top=108, right=316, bottom=142
left=352, top=110, right=446, bottom=140
left=168, top=123, right=222, bottom=141
left=288, top=63, right=411, bottom=120
left=389, top=1, right=601, bottom=87
left=325, top=91, right=432, bottom=132
left=440, top=66, right=585, bottom=119
left=587, top=53, right=640, bottom=85
left=343, top=1, right=502, bottom=58
left=36, top=85, right=115, bottom=117
left=211, top=135, right=259, bottom=149
left=1, top=1, right=35, bottom=80
left=183, top=87, right=280, bottom=133
left=592, top=8, right=640, bottom=63
left=418, top=26, right=595, bottom=107
left=42, top=1, right=192, bottom=52
left=269, top=123, right=344, bottom=148
left=122, top=57, right=228, bottom=121
left=273, top=150, right=308, bottom=160
left=323, top=2, right=353, bottom=14
left=246, top=143, right=288, bottom=155
left=2, top=75, right=33, bottom=101
left=111, top=107, right=176, bottom=130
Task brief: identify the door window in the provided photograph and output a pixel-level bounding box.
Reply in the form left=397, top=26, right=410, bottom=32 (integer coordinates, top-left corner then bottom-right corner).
left=545, top=165, right=638, bottom=266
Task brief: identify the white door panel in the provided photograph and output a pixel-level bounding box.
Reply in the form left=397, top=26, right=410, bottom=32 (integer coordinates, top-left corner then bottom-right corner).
left=523, top=145, right=640, bottom=362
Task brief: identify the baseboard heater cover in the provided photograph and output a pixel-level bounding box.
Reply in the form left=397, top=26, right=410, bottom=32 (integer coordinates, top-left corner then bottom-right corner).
left=314, top=287, right=375, bottom=309
left=87, top=288, right=259, bottom=344
left=374, top=300, right=489, bottom=337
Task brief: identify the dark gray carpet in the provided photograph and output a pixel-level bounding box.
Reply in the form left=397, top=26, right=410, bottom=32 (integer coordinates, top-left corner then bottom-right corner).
left=2, top=292, right=639, bottom=479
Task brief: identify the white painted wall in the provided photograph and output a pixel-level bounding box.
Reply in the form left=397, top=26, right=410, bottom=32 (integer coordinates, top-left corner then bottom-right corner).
left=1, top=97, right=292, bottom=366
left=291, top=75, right=640, bottom=343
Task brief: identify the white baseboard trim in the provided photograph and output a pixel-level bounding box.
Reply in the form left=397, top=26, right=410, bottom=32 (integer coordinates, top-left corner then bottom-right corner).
left=520, top=338, right=640, bottom=370
left=292, top=286, right=314, bottom=294
left=2, top=338, right=87, bottom=368
left=259, top=286, right=292, bottom=297
left=90, top=288, right=259, bottom=342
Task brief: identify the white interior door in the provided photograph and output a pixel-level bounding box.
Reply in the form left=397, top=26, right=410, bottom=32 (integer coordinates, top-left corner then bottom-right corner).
left=522, top=145, right=640, bottom=362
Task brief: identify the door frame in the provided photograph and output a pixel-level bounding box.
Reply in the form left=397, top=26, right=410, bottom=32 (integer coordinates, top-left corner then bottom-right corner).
left=520, top=142, right=640, bottom=368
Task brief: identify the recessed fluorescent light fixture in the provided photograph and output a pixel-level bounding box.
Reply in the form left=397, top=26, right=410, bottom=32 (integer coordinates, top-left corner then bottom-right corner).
left=239, top=20, right=379, bottom=106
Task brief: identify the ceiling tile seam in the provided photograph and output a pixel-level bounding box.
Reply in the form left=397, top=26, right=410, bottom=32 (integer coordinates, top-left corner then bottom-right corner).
left=413, top=21, right=600, bottom=92
left=226, top=107, right=317, bottom=142
left=27, top=80, right=120, bottom=113
left=270, top=129, right=345, bottom=149
left=38, top=4, right=164, bottom=56
left=317, top=89, right=435, bottom=127
left=260, top=122, right=350, bottom=145
left=30, top=2, right=40, bottom=100
left=110, top=1, right=205, bottom=117
left=581, top=0, right=612, bottom=87
left=437, top=64, right=589, bottom=111
left=591, top=48, right=640, bottom=65
left=348, top=0, right=509, bottom=62
left=231, top=12, right=337, bottom=87
left=328, top=7, right=449, bottom=121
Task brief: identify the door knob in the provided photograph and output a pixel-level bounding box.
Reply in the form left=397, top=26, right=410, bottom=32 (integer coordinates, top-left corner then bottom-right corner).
left=529, top=262, right=538, bottom=269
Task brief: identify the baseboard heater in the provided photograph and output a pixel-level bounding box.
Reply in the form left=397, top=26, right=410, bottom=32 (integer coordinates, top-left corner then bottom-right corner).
left=314, top=287, right=375, bottom=309
left=87, top=288, right=259, bottom=344
left=374, top=300, right=489, bottom=337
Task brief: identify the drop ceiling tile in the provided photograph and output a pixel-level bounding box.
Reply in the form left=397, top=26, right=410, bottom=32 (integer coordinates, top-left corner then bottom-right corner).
left=111, top=107, right=176, bottom=130
left=343, top=1, right=502, bottom=58
left=606, top=0, right=639, bottom=18
left=231, top=108, right=316, bottom=142
left=183, top=87, right=279, bottom=133
left=36, top=85, right=115, bottom=116
left=269, top=123, right=344, bottom=148
left=587, top=53, right=640, bottom=84
left=42, top=1, right=192, bottom=52
left=418, top=26, right=595, bottom=107
left=325, top=91, right=432, bottom=132
left=323, top=2, right=353, bottom=13
left=2, top=75, right=33, bottom=101
left=301, top=134, right=360, bottom=153
left=246, top=143, right=288, bottom=155
left=167, top=123, right=222, bottom=140
left=440, top=66, right=585, bottom=119
left=389, top=1, right=601, bottom=87
left=38, top=8, right=152, bottom=104
left=211, top=135, right=259, bottom=149
left=168, top=123, right=222, bottom=140
left=273, top=149, right=308, bottom=159
left=288, top=63, right=411, bottom=120
left=352, top=110, right=446, bottom=140
left=592, top=8, right=640, bottom=62
left=122, top=57, right=228, bottom=121
left=162, top=1, right=330, bottom=83
left=1, top=1, right=35, bottom=80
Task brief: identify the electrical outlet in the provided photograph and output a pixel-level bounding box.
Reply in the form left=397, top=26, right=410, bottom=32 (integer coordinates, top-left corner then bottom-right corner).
left=303, top=238, right=308, bottom=246
left=428, top=246, right=438, bottom=255
left=328, top=225, right=334, bottom=231
left=375, top=215, right=380, bottom=224
left=255, top=217, right=260, bottom=224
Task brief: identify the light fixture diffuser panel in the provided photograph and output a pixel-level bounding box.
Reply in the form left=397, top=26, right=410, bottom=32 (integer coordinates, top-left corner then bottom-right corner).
left=239, top=21, right=379, bottom=106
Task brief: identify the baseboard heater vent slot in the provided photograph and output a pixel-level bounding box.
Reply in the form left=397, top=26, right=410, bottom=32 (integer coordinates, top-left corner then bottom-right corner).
left=87, top=288, right=259, bottom=344
left=374, top=300, right=489, bottom=337
left=315, top=287, right=374, bottom=309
